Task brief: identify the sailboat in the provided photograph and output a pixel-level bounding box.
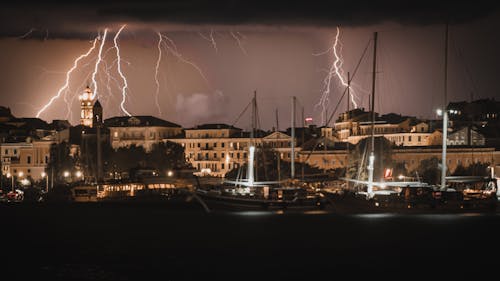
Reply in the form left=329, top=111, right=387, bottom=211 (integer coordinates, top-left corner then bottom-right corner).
left=321, top=32, right=448, bottom=212
left=195, top=93, right=327, bottom=211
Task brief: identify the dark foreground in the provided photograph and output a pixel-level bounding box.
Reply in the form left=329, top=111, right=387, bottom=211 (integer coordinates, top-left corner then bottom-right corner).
left=2, top=203, right=500, bottom=280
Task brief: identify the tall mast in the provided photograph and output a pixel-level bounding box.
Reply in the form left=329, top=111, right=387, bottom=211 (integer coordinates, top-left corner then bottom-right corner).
left=346, top=72, right=351, bottom=185
left=247, top=91, right=257, bottom=186
left=276, top=108, right=281, bottom=185
left=441, top=23, right=449, bottom=191
left=302, top=106, right=305, bottom=180
left=367, top=32, right=378, bottom=197
left=291, top=96, right=296, bottom=179
left=347, top=72, right=351, bottom=113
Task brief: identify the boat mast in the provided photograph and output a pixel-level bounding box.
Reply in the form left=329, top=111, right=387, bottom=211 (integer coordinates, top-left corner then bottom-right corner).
left=441, top=23, right=449, bottom=191
left=367, top=32, right=378, bottom=197
left=247, top=91, right=257, bottom=186
left=291, top=96, right=296, bottom=180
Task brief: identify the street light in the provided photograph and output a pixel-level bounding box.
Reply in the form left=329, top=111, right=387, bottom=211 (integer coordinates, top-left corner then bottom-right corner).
left=6, top=172, right=13, bottom=192
left=75, top=171, right=82, bottom=179
left=41, top=172, right=48, bottom=192
left=437, top=108, right=448, bottom=191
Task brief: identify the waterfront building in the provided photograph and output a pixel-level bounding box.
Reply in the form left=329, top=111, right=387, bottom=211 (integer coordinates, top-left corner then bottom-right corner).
left=106, top=116, right=182, bottom=152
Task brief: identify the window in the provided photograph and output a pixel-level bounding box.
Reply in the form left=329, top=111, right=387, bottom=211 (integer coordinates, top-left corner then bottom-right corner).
left=243, top=153, right=247, bottom=159
left=214, top=153, right=217, bottom=158
left=45, top=156, right=49, bottom=164
left=222, top=143, right=225, bottom=148
left=237, top=153, right=240, bottom=159
left=27, top=169, right=31, bottom=173
left=418, top=136, right=421, bottom=142
left=27, top=156, right=31, bottom=164
left=221, top=153, right=225, bottom=158
left=205, top=143, right=209, bottom=149
left=222, top=163, right=225, bottom=169
left=205, top=153, right=209, bottom=160
left=13, top=149, right=17, bottom=155
left=4, top=149, right=7, bottom=154
left=197, top=143, right=201, bottom=148
left=408, top=136, right=412, bottom=142
left=114, top=131, right=118, bottom=138
left=214, top=143, right=217, bottom=148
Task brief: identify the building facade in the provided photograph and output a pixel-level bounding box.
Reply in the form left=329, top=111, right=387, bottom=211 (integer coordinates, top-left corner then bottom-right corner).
left=167, top=124, right=295, bottom=177
left=106, top=116, right=182, bottom=152
left=1, top=138, right=53, bottom=183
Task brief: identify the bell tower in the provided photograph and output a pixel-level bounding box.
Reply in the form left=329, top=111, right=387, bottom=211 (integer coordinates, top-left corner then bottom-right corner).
left=79, top=86, right=94, bottom=127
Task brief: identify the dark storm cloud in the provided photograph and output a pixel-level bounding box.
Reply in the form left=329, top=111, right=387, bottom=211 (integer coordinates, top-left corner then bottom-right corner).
left=1, top=0, right=497, bottom=39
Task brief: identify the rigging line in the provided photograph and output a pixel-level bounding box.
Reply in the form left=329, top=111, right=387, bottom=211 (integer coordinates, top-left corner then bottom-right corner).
left=451, top=35, right=479, bottom=97
left=325, top=38, right=372, bottom=127
left=231, top=99, right=252, bottom=127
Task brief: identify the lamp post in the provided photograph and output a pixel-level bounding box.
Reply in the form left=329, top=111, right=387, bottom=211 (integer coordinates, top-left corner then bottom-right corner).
left=437, top=109, right=448, bottom=191
left=63, top=170, right=70, bottom=183
left=41, top=172, right=48, bottom=192
left=75, top=171, right=83, bottom=182
left=7, top=172, right=13, bottom=192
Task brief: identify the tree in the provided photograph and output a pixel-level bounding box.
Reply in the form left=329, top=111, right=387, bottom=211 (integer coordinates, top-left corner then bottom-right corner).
left=413, top=157, right=442, bottom=185
left=47, top=142, right=78, bottom=184
left=103, top=142, right=188, bottom=179
left=453, top=162, right=490, bottom=177
left=346, top=137, right=393, bottom=181
left=224, top=146, right=324, bottom=181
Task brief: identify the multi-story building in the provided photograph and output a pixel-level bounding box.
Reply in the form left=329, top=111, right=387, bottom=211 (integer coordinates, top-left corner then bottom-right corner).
left=334, top=109, right=440, bottom=146
left=447, top=126, right=485, bottom=146
left=1, top=138, right=53, bottom=183
left=106, top=116, right=182, bottom=152
left=167, top=124, right=295, bottom=177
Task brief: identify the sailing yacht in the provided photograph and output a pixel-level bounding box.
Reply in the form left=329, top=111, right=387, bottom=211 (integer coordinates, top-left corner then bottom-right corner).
left=195, top=94, right=327, bottom=211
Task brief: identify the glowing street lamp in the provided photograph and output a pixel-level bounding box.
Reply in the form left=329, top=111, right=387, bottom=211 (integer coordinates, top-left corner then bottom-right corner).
left=167, top=170, right=174, bottom=177
left=6, top=172, right=13, bottom=192
left=437, top=108, right=448, bottom=191
left=75, top=171, right=83, bottom=179
left=63, top=171, right=70, bottom=178
left=41, top=172, right=48, bottom=192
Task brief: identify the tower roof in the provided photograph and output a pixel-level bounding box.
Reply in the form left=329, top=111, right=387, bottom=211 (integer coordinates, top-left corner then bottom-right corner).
left=93, top=100, right=102, bottom=108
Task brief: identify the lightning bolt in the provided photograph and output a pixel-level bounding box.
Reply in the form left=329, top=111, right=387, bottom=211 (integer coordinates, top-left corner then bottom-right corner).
left=17, top=28, right=36, bottom=39
left=91, top=28, right=108, bottom=99
left=160, top=33, right=209, bottom=85
left=331, top=27, right=359, bottom=109
left=154, top=32, right=164, bottom=116
left=314, top=26, right=360, bottom=125
left=199, top=29, right=218, bottom=53
left=230, top=31, right=247, bottom=55
left=36, top=38, right=98, bottom=118
left=114, top=25, right=132, bottom=116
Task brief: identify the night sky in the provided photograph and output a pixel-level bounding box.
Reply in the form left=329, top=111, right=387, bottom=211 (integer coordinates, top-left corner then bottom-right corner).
left=1, top=1, right=499, bottom=130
